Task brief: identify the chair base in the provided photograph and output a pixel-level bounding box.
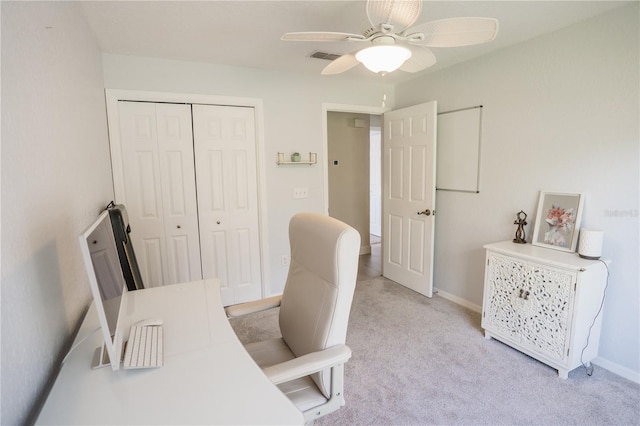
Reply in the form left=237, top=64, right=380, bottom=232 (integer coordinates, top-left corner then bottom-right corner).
left=244, top=338, right=347, bottom=422
left=302, top=362, right=346, bottom=423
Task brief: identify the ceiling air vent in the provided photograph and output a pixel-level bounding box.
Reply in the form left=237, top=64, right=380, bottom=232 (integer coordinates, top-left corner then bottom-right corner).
left=310, top=51, right=342, bottom=61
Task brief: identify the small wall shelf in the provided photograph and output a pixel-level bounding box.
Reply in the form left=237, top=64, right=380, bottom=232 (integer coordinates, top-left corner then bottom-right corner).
left=277, top=152, right=317, bottom=165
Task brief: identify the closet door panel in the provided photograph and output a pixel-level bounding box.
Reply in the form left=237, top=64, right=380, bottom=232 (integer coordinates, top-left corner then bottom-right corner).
left=235, top=227, right=254, bottom=286
left=137, top=152, right=161, bottom=218
left=232, top=151, right=249, bottom=209
left=156, top=103, right=202, bottom=284
left=119, top=102, right=167, bottom=287
left=141, top=238, right=165, bottom=287
left=203, top=229, right=229, bottom=287
left=205, top=150, right=225, bottom=211
left=193, top=104, right=262, bottom=306
left=118, top=101, right=201, bottom=287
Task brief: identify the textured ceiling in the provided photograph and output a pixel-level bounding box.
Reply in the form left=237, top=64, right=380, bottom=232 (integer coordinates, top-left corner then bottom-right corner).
left=80, top=1, right=630, bottom=82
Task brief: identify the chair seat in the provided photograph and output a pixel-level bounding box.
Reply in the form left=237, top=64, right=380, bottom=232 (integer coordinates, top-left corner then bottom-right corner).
left=245, top=338, right=328, bottom=411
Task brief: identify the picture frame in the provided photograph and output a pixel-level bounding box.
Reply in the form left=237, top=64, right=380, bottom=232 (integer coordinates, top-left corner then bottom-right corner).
left=532, top=191, right=584, bottom=252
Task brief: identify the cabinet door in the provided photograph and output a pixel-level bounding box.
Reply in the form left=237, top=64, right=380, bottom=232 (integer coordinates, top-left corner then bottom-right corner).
left=118, top=101, right=202, bottom=287
left=483, top=252, right=576, bottom=362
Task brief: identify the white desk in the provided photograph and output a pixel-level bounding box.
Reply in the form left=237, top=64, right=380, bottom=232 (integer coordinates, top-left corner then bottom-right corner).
left=37, top=279, right=303, bottom=425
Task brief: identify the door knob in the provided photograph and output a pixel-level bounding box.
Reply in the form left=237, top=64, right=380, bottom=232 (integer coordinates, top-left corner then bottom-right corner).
left=417, top=209, right=431, bottom=216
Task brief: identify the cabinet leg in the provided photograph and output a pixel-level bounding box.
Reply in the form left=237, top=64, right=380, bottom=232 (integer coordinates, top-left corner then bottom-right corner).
left=558, top=369, right=569, bottom=379
left=484, top=331, right=492, bottom=340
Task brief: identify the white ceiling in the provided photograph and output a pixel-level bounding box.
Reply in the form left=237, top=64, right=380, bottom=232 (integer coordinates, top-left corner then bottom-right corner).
left=80, top=1, right=630, bottom=82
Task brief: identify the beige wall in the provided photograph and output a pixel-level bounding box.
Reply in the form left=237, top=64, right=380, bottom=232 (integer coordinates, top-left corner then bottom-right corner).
left=327, top=112, right=371, bottom=252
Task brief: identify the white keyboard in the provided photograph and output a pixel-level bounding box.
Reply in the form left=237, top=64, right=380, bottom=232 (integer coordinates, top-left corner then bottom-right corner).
left=123, top=325, right=164, bottom=369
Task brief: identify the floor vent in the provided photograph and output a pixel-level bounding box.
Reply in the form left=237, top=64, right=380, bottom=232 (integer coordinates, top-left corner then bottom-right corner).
left=310, top=51, right=342, bottom=61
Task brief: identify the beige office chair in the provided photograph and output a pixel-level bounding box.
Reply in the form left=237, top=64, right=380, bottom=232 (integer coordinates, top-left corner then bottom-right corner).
left=226, top=212, right=360, bottom=423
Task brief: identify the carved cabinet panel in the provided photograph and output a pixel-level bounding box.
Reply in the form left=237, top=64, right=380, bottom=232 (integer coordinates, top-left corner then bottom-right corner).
left=481, top=241, right=608, bottom=379
left=483, top=252, right=575, bottom=362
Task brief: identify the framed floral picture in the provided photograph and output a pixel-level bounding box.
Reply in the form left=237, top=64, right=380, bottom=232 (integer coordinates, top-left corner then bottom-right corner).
left=532, top=191, right=584, bottom=252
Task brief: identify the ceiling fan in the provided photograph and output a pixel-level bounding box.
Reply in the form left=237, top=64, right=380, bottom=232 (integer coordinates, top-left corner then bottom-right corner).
left=281, top=0, right=499, bottom=75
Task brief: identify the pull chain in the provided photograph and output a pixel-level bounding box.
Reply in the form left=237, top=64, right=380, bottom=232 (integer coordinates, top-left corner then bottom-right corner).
left=381, top=72, right=388, bottom=107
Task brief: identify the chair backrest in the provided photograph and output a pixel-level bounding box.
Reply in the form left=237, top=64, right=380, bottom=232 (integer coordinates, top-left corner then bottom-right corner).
left=279, top=213, right=360, bottom=397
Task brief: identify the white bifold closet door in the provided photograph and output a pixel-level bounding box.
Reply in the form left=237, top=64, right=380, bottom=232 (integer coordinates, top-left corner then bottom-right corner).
left=192, top=104, right=262, bottom=305
left=119, top=102, right=202, bottom=287
left=116, top=101, right=262, bottom=306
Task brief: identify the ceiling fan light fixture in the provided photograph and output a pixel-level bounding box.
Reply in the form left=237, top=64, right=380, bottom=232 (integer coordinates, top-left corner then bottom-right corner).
left=355, top=44, right=412, bottom=74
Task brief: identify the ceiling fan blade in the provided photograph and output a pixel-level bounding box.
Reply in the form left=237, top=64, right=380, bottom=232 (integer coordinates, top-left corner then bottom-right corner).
left=281, top=32, right=365, bottom=42
left=366, top=0, right=422, bottom=32
left=321, top=54, right=360, bottom=75
left=406, top=17, right=499, bottom=47
left=399, top=46, right=436, bottom=73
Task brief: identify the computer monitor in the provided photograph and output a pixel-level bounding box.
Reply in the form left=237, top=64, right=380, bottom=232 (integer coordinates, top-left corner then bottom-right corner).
left=107, top=204, right=144, bottom=291
left=79, top=210, right=129, bottom=371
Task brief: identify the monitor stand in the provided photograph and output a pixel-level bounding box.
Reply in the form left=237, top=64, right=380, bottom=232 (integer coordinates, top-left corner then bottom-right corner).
left=92, top=344, right=112, bottom=369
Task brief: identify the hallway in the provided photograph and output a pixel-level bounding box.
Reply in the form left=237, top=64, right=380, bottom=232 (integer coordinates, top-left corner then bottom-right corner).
left=357, top=238, right=381, bottom=281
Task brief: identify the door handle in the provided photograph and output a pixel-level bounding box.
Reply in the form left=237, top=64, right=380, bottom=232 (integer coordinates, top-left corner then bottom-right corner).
left=417, top=209, right=431, bottom=216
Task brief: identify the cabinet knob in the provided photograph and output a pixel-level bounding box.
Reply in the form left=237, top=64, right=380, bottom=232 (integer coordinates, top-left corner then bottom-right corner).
left=217, top=220, right=221, bottom=225
left=177, top=225, right=181, bottom=229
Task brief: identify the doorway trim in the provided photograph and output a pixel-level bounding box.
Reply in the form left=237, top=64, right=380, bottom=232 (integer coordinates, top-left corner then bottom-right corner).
left=321, top=103, right=387, bottom=213
left=104, top=89, right=271, bottom=296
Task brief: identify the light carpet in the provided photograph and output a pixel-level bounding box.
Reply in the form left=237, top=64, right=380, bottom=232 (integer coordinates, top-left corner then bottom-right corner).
left=229, top=276, right=640, bottom=425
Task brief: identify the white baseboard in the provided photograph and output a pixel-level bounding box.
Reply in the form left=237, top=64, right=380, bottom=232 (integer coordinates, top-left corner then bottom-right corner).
left=359, top=245, right=371, bottom=255
left=592, top=357, right=640, bottom=384
left=434, top=287, right=640, bottom=384
left=433, top=287, right=482, bottom=313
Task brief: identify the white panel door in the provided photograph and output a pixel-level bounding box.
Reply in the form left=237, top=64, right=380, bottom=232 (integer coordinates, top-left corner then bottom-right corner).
left=382, top=101, right=437, bottom=297
left=118, top=101, right=202, bottom=287
left=192, top=104, right=262, bottom=306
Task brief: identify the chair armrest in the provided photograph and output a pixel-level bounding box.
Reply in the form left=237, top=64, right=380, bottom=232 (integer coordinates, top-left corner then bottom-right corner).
left=262, top=344, right=352, bottom=385
left=225, top=295, right=282, bottom=318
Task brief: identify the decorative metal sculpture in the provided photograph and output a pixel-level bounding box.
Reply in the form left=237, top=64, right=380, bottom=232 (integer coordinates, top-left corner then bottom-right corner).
left=513, top=210, right=528, bottom=244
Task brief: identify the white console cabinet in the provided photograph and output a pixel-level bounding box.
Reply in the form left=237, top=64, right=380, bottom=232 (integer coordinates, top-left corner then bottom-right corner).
left=481, top=241, right=609, bottom=379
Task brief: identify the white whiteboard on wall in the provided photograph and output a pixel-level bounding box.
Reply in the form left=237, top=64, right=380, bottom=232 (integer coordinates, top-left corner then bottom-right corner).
left=436, top=106, right=482, bottom=193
